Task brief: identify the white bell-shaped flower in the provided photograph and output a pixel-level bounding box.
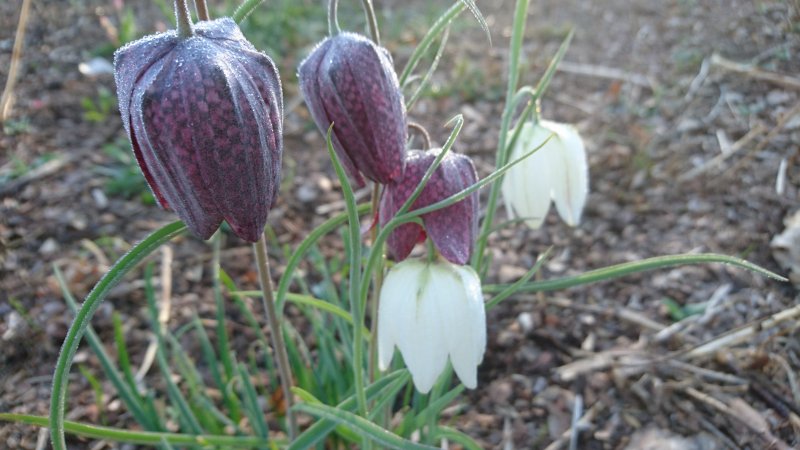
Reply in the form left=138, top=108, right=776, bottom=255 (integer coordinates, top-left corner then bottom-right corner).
left=378, top=259, right=486, bottom=394
left=502, top=120, right=588, bottom=229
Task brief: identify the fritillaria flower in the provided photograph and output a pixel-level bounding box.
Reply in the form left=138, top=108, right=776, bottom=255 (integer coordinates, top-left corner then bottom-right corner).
left=378, top=259, right=486, bottom=393
left=502, top=120, right=588, bottom=229
left=298, top=32, right=407, bottom=186
left=379, top=149, right=478, bottom=265
left=114, top=18, right=283, bottom=242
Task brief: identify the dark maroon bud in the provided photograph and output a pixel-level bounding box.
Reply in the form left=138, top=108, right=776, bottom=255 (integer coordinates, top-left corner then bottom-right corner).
left=298, top=32, right=407, bottom=187
left=379, top=149, right=479, bottom=265
left=114, top=18, right=283, bottom=243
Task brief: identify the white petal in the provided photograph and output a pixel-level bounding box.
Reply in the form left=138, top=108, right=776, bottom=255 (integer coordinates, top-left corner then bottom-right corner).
left=502, top=122, right=558, bottom=229
left=542, top=121, right=588, bottom=226
left=437, top=264, right=486, bottom=389
left=399, top=263, right=448, bottom=393
left=377, top=260, right=422, bottom=371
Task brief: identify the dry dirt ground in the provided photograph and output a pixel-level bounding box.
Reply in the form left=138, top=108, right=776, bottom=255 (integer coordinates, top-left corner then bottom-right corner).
left=1, top=0, right=799, bottom=448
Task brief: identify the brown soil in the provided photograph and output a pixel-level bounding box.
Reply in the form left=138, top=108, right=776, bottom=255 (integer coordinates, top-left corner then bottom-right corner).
left=1, top=0, right=799, bottom=448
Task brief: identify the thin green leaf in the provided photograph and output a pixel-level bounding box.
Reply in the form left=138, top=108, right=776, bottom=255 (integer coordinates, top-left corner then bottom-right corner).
left=2, top=413, right=270, bottom=447
left=144, top=264, right=203, bottom=434
left=237, top=363, right=270, bottom=442
left=289, top=371, right=410, bottom=450
left=406, top=27, right=450, bottom=111
left=432, top=426, right=483, bottom=450
left=486, top=247, right=552, bottom=309
left=325, top=124, right=368, bottom=421
left=50, top=222, right=185, bottom=449
left=484, top=253, right=788, bottom=295
left=399, top=1, right=465, bottom=86
left=294, top=402, right=438, bottom=450
left=458, top=0, right=490, bottom=44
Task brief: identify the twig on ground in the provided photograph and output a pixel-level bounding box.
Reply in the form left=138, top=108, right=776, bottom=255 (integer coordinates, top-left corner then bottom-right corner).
left=556, top=61, right=656, bottom=90
left=0, top=156, right=76, bottom=196
left=136, top=246, right=173, bottom=381
left=542, top=402, right=600, bottom=450
left=684, top=387, right=792, bottom=450
left=549, top=297, right=666, bottom=332
left=683, top=303, right=800, bottom=359
left=710, top=53, right=800, bottom=90
left=727, top=102, right=800, bottom=177
left=679, top=124, right=767, bottom=181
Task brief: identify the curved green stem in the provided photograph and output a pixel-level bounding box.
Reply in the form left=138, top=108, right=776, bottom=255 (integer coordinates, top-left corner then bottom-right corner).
left=325, top=126, right=368, bottom=424
left=328, top=0, right=341, bottom=35
left=472, top=0, right=530, bottom=272
left=7, top=413, right=270, bottom=448
left=232, top=0, right=265, bottom=23
left=360, top=0, right=381, bottom=45
left=194, top=0, right=210, bottom=20
left=49, top=221, right=187, bottom=450
left=174, top=0, right=194, bottom=37
left=253, top=233, right=297, bottom=439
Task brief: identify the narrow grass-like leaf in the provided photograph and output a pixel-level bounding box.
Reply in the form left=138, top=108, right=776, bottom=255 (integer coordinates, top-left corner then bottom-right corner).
left=237, top=363, right=270, bottom=442
left=144, top=264, right=203, bottom=434
left=432, top=426, right=483, bottom=450
left=2, top=413, right=271, bottom=447
left=296, top=402, right=439, bottom=450
left=473, top=0, right=532, bottom=272
left=414, top=385, right=463, bottom=431
left=53, top=265, right=164, bottom=433
left=532, top=29, right=575, bottom=104
left=50, top=221, right=186, bottom=449
left=210, top=233, right=242, bottom=426
left=275, top=204, right=370, bottom=314
left=458, top=0, right=490, bottom=43
left=400, top=1, right=465, bottom=85
left=485, top=247, right=552, bottom=309
left=111, top=312, right=140, bottom=402
left=289, top=371, right=410, bottom=450
left=77, top=365, right=105, bottom=424
left=484, top=253, right=788, bottom=297
left=325, top=124, right=368, bottom=422
left=406, top=27, right=450, bottom=111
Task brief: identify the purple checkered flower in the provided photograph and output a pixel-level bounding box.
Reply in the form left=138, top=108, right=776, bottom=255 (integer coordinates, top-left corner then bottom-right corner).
left=298, top=32, right=407, bottom=187
left=379, top=149, right=478, bottom=265
left=114, top=18, right=283, bottom=242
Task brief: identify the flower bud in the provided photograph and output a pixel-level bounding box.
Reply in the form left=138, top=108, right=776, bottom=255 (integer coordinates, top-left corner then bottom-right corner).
left=379, top=149, right=478, bottom=265
left=114, top=18, right=283, bottom=242
left=378, top=259, right=486, bottom=393
left=502, top=120, right=588, bottom=229
left=298, top=32, right=407, bottom=186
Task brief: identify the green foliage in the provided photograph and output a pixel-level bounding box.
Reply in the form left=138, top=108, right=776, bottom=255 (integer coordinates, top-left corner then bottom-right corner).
left=97, top=137, right=154, bottom=204
left=81, top=87, right=117, bottom=124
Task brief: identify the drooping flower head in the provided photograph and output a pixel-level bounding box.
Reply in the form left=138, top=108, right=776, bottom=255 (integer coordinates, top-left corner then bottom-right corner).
left=378, top=259, right=486, bottom=393
left=379, top=149, right=478, bottom=265
left=114, top=18, right=283, bottom=242
left=298, top=32, right=407, bottom=187
left=502, top=120, right=588, bottom=229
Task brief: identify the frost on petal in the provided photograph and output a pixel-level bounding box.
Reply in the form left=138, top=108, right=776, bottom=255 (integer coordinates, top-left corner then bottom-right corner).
left=298, top=32, right=406, bottom=186
left=114, top=18, right=284, bottom=242
left=542, top=121, right=588, bottom=227
left=502, top=122, right=557, bottom=229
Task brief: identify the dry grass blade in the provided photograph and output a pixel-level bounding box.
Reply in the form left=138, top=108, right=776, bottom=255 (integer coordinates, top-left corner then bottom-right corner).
left=0, top=0, right=31, bottom=121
